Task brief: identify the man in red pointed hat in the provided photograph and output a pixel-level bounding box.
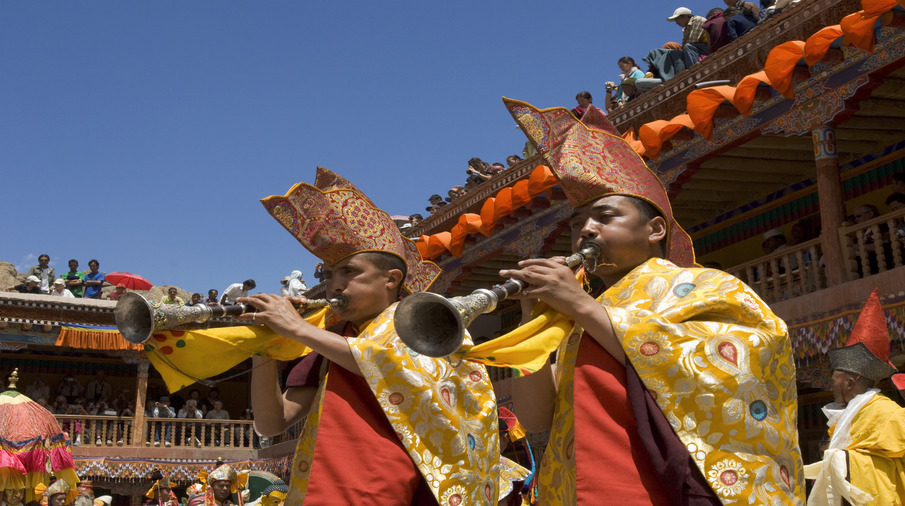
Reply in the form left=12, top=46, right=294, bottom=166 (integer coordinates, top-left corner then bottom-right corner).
left=806, top=289, right=905, bottom=505
left=500, top=98, right=804, bottom=504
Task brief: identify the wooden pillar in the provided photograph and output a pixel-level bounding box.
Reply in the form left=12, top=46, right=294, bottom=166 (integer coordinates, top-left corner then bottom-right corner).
left=131, top=358, right=149, bottom=445
left=813, top=126, right=847, bottom=285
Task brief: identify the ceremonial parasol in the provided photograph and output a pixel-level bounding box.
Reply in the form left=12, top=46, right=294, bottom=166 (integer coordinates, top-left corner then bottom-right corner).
left=105, top=272, right=154, bottom=290
left=0, top=369, right=79, bottom=502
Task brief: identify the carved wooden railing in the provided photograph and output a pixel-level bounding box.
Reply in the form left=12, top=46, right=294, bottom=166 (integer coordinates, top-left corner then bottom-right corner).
left=409, top=154, right=546, bottom=237
left=55, top=415, right=260, bottom=449
left=729, top=237, right=825, bottom=304
left=840, top=208, right=905, bottom=281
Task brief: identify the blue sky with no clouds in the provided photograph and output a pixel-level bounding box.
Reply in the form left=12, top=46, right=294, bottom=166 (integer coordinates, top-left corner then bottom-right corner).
left=2, top=0, right=718, bottom=294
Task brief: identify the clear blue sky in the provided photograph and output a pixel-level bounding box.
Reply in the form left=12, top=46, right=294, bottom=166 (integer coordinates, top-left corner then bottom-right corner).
left=2, top=1, right=717, bottom=295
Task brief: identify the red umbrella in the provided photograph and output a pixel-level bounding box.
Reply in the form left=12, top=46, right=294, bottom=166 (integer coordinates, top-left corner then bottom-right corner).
left=105, top=272, right=153, bottom=290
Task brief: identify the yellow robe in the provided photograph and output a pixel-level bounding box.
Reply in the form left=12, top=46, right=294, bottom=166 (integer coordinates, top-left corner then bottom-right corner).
left=829, top=394, right=905, bottom=505
left=144, top=304, right=526, bottom=505
left=535, top=258, right=805, bottom=504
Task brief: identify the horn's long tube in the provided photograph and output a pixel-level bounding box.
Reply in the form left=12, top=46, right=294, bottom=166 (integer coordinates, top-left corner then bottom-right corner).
left=395, top=241, right=602, bottom=357
left=115, top=292, right=348, bottom=344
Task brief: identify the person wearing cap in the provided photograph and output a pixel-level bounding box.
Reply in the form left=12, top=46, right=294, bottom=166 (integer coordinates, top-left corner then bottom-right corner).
left=107, top=284, right=127, bottom=301
left=805, top=290, right=905, bottom=505
left=8, top=275, right=42, bottom=294
left=246, top=168, right=519, bottom=503
left=93, top=495, right=112, bottom=506
left=500, top=98, right=804, bottom=504
left=27, top=253, right=55, bottom=294
left=279, top=276, right=290, bottom=296
left=50, top=278, right=75, bottom=297
left=144, top=473, right=179, bottom=506
left=667, top=7, right=711, bottom=68
left=151, top=395, right=176, bottom=447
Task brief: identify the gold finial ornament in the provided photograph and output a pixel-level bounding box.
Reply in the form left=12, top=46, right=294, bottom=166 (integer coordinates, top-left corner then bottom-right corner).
left=8, top=368, right=19, bottom=390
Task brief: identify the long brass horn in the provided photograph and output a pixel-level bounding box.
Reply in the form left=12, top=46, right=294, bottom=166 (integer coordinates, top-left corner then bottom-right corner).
left=114, top=292, right=348, bottom=344
left=395, top=241, right=601, bottom=357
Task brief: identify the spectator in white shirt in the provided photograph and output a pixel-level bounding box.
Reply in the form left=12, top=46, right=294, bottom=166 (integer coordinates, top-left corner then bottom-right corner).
left=219, top=279, right=256, bottom=305
left=205, top=400, right=231, bottom=446
left=287, top=270, right=308, bottom=296
left=50, top=279, right=75, bottom=297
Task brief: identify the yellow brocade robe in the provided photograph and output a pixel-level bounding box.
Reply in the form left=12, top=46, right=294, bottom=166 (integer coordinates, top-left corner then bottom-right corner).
left=827, top=394, right=905, bottom=505
left=286, top=303, right=515, bottom=505
left=538, top=258, right=805, bottom=504
left=146, top=305, right=525, bottom=504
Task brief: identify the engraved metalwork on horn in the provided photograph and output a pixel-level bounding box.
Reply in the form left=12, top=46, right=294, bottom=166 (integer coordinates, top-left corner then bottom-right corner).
left=115, top=292, right=348, bottom=345
left=395, top=241, right=601, bottom=357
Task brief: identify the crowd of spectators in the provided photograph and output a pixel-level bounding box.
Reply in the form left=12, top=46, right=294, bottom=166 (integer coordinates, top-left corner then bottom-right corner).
left=600, top=1, right=801, bottom=113
left=7, top=257, right=116, bottom=300
left=25, top=371, right=261, bottom=449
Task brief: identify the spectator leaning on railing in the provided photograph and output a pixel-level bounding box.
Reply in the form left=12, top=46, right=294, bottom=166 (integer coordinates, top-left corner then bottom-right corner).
left=8, top=275, right=42, bottom=294
left=61, top=259, right=85, bottom=297
left=82, top=259, right=105, bottom=299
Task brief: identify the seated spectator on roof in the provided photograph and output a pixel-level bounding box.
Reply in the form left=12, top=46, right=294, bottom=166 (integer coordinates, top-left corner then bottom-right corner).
left=426, top=194, right=448, bottom=214
left=725, top=7, right=757, bottom=40
left=50, top=279, right=75, bottom=298
left=160, top=287, right=185, bottom=306
left=446, top=186, right=467, bottom=203
left=667, top=7, right=711, bottom=68
left=506, top=155, right=522, bottom=168
left=206, top=289, right=219, bottom=306
left=643, top=45, right=686, bottom=82
left=409, top=214, right=423, bottom=227
left=187, top=293, right=204, bottom=306
left=464, top=174, right=485, bottom=190
left=570, top=91, right=607, bottom=121
left=724, top=0, right=759, bottom=22
left=108, top=285, right=127, bottom=301
left=486, top=163, right=506, bottom=175
left=605, top=57, right=646, bottom=111
left=703, top=8, right=731, bottom=53
left=9, top=275, right=42, bottom=294
left=466, top=157, right=493, bottom=182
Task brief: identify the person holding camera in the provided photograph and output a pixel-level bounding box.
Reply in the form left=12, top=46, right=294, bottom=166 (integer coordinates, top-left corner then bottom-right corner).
left=150, top=396, right=176, bottom=447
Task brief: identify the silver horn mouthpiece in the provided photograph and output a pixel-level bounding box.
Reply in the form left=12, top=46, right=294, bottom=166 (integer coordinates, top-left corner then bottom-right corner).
left=395, top=241, right=601, bottom=357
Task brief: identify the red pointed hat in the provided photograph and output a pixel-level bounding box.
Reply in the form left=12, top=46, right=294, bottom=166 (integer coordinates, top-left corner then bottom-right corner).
left=503, top=97, right=695, bottom=267
left=828, top=289, right=897, bottom=382
left=261, top=167, right=441, bottom=294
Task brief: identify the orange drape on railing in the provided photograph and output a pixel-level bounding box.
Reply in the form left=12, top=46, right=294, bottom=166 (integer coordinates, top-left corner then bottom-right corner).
left=56, top=326, right=144, bottom=351
left=636, top=0, right=897, bottom=156
left=417, top=0, right=899, bottom=260
left=415, top=165, right=558, bottom=259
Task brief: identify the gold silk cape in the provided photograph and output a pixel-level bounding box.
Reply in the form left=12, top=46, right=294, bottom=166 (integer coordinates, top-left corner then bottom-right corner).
left=517, top=258, right=805, bottom=504
left=146, top=304, right=525, bottom=505
left=818, top=394, right=905, bottom=506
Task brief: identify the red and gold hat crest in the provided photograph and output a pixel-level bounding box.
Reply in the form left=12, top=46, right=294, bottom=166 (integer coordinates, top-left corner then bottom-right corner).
left=503, top=97, right=695, bottom=267
left=261, top=168, right=441, bottom=294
